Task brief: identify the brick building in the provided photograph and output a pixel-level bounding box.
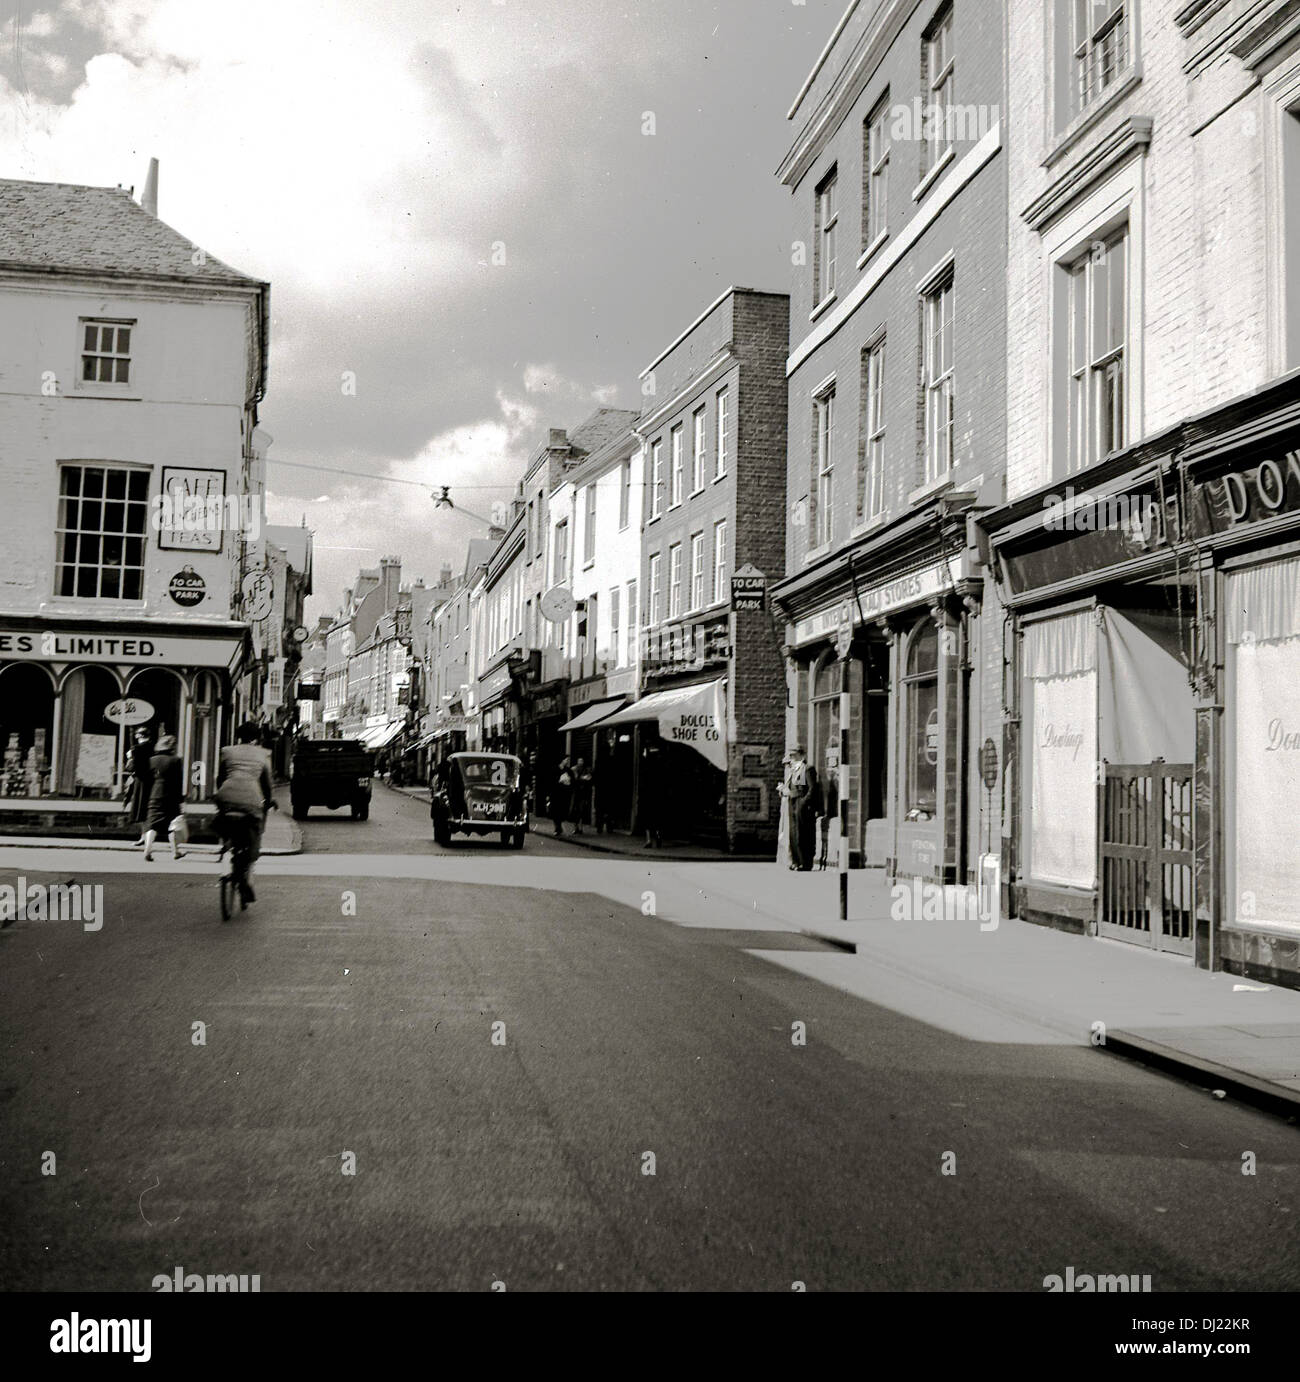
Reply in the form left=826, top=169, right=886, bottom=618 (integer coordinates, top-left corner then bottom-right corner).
left=770, top=1, right=1007, bottom=887
left=0, top=176, right=268, bottom=830
left=599, top=287, right=789, bottom=852
left=979, top=0, right=1300, bottom=990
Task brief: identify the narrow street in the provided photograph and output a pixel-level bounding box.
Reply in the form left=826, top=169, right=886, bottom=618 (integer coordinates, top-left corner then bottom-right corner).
left=2, top=786, right=1296, bottom=1293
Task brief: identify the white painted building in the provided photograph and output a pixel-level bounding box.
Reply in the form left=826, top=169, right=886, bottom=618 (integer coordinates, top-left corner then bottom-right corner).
left=0, top=176, right=269, bottom=821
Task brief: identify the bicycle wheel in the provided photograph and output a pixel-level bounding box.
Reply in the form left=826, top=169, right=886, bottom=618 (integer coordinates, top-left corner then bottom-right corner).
left=219, top=873, right=235, bottom=921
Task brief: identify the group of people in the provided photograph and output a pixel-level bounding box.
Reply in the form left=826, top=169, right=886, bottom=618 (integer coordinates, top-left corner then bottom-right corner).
left=125, top=720, right=274, bottom=903
left=548, top=755, right=593, bottom=836
left=777, top=745, right=839, bottom=872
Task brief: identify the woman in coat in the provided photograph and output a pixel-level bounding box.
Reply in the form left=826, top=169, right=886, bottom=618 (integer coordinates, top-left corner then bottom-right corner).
left=140, top=733, right=184, bottom=862
left=128, top=726, right=155, bottom=835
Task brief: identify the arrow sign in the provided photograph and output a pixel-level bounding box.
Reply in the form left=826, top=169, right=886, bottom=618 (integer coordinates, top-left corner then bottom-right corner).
left=730, top=563, right=767, bottom=612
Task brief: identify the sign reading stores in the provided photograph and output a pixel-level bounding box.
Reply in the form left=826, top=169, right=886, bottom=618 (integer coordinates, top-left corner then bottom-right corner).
left=0, top=630, right=243, bottom=670
left=793, top=562, right=954, bottom=647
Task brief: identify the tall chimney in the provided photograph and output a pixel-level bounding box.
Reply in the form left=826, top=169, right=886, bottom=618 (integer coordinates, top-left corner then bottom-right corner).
left=547, top=429, right=567, bottom=450
left=379, top=555, right=401, bottom=612
left=439, top=561, right=452, bottom=589
left=141, top=158, right=159, bottom=217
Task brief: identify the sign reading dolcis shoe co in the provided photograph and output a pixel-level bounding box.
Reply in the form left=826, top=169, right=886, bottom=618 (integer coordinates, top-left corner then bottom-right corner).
left=792, top=561, right=955, bottom=647
left=0, top=630, right=244, bottom=669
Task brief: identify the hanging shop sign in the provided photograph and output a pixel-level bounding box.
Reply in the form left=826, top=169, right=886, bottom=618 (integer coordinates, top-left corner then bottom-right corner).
left=167, top=566, right=207, bottom=607
left=241, top=569, right=275, bottom=623
left=104, top=697, right=155, bottom=727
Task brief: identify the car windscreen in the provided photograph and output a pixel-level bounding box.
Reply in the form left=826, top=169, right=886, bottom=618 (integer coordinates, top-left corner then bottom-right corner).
left=457, top=757, right=520, bottom=787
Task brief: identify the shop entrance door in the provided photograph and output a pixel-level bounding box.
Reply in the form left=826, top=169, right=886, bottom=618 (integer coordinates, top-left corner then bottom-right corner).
left=1097, top=761, right=1194, bottom=955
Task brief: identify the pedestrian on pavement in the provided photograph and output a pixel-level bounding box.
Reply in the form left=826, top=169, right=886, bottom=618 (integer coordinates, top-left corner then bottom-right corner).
left=128, top=726, right=155, bottom=836
left=775, top=749, right=792, bottom=865
left=818, top=766, right=839, bottom=870
left=550, top=756, right=573, bottom=836
left=592, top=745, right=612, bottom=832
left=784, top=745, right=818, bottom=871
left=639, top=743, right=663, bottom=848
left=140, top=733, right=184, bottom=862
left=570, top=757, right=592, bottom=834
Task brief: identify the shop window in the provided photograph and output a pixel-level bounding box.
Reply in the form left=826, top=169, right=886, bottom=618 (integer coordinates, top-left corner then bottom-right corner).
left=904, top=622, right=939, bottom=817
left=54, top=665, right=121, bottom=797
left=125, top=668, right=184, bottom=745
left=0, top=664, right=55, bottom=796
left=811, top=653, right=842, bottom=786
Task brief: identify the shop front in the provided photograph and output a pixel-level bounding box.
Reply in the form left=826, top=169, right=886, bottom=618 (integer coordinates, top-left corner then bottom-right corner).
left=983, top=372, right=1300, bottom=989
left=0, top=617, right=248, bottom=832
left=775, top=512, right=990, bottom=885
left=602, top=676, right=729, bottom=848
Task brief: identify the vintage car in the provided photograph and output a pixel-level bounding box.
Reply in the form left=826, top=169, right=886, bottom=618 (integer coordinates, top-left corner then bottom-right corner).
left=430, top=752, right=528, bottom=848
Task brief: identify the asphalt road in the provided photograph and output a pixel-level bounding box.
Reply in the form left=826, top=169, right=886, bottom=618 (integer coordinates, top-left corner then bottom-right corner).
left=1, top=785, right=1296, bottom=1291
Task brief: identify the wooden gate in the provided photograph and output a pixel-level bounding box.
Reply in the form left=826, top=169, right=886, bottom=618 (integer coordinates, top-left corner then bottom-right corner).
left=1097, top=762, right=1194, bottom=955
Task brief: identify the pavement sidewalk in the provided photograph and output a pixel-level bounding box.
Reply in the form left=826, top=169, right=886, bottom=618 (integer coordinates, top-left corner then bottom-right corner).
left=686, top=861, right=1300, bottom=1120
left=0, top=790, right=302, bottom=856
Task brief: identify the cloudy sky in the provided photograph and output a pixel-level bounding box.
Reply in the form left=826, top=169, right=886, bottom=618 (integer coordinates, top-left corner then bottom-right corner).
left=1, top=0, right=841, bottom=617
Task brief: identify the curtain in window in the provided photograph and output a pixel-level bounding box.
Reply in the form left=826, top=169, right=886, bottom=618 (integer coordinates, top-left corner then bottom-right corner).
left=56, top=669, right=86, bottom=796
left=1227, top=561, right=1300, bottom=930
left=1023, top=610, right=1097, bottom=888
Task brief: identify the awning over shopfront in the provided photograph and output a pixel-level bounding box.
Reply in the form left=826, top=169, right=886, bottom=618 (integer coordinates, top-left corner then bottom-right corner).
left=361, top=720, right=405, bottom=750
left=557, top=698, right=626, bottom=734
left=603, top=679, right=727, bottom=770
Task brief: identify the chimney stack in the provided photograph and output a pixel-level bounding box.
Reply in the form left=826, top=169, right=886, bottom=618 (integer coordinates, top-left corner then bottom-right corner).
left=379, top=555, right=401, bottom=612
left=439, top=561, right=453, bottom=589
left=141, top=158, right=159, bottom=217
left=547, top=429, right=567, bottom=450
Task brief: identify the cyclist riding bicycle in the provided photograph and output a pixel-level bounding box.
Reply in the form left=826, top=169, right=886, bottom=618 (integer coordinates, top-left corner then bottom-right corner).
left=214, top=721, right=274, bottom=905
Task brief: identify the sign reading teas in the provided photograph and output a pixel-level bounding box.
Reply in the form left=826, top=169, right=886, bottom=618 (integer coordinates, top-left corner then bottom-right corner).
left=0, top=630, right=244, bottom=670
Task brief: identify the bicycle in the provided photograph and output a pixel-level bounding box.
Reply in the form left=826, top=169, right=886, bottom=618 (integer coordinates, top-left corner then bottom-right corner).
left=215, top=802, right=274, bottom=921
left=218, top=842, right=252, bottom=921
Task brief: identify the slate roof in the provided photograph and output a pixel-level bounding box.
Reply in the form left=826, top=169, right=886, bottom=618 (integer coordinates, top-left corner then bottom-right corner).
left=0, top=178, right=264, bottom=286
left=567, top=407, right=640, bottom=459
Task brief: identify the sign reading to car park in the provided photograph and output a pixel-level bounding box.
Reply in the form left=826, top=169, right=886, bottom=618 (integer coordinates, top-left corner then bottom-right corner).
left=731, top=564, right=767, bottom=613
left=167, top=566, right=206, bottom=607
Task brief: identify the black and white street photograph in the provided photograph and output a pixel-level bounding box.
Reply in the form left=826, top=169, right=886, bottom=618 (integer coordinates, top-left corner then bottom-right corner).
left=0, top=0, right=1297, bottom=1360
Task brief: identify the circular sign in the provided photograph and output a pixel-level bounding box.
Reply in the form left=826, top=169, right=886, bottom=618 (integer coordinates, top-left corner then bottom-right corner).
left=241, top=569, right=274, bottom=623
left=979, top=737, right=999, bottom=791
left=539, top=586, right=576, bottom=623
left=291, top=625, right=310, bottom=643
left=924, top=707, right=940, bottom=766
left=105, top=697, right=154, bottom=727
left=168, top=565, right=206, bottom=607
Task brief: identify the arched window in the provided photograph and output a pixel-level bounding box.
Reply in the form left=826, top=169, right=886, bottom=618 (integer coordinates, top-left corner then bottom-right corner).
left=904, top=621, right=939, bottom=817
left=55, top=665, right=122, bottom=797
left=0, top=664, right=56, bottom=796
left=811, top=652, right=841, bottom=786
